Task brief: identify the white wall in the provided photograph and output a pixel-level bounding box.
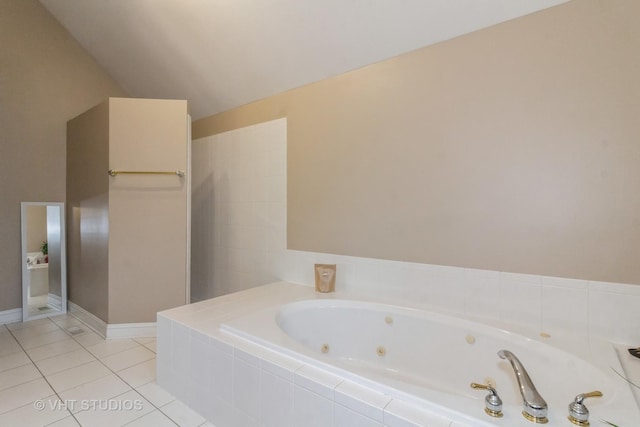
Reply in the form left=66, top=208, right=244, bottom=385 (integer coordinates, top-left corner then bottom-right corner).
left=191, top=118, right=287, bottom=301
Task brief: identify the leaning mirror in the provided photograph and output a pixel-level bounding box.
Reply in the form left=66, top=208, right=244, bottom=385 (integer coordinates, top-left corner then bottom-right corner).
left=21, top=202, right=67, bottom=321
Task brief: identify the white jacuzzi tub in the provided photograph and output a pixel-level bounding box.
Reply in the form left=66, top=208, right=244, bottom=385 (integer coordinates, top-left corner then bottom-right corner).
left=221, top=297, right=640, bottom=426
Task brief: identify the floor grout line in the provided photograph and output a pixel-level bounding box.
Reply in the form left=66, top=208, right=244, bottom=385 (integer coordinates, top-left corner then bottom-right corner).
left=1, top=314, right=185, bottom=427
left=5, top=317, right=80, bottom=425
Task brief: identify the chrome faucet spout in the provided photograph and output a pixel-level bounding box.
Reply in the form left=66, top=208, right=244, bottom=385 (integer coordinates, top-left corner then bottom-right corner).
left=498, top=350, right=548, bottom=423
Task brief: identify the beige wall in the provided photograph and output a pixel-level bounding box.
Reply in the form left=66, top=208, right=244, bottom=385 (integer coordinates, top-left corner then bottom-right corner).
left=108, top=98, right=189, bottom=323
left=193, top=0, right=640, bottom=285
left=0, top=0, right=126, bottom=312
left=67, top=101, right=111, bottom=322
left=68, top=98, right=188, bottom=324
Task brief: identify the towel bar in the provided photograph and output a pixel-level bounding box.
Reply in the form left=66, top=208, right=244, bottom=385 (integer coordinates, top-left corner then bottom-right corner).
left=108, top=170, right=185, bottom=177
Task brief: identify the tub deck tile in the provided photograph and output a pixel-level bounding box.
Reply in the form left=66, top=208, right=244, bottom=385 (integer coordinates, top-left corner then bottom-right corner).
left=335, top=380, right=391, bottom=423
left=260, top=351, right=303, bottom=382
left=334, top=402, right=384, bottom=427
left=294, top=365, right=343, bottom=400
left=383, top=399, right=452, bottom=427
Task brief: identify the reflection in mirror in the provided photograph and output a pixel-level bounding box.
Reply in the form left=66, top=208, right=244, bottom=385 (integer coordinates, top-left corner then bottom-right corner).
left=21, top=202, right=67, bottom=321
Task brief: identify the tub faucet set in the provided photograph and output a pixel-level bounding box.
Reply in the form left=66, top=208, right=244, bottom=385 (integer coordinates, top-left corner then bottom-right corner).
left=472, top=350, right=602, bottom=425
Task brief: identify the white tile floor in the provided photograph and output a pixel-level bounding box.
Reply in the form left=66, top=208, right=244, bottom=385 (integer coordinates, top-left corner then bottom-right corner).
left=0, top=314, right=215, bottom=427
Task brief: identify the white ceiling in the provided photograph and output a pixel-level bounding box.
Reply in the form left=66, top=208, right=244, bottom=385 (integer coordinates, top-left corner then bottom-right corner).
left=40, top=0, right=569, bottom=120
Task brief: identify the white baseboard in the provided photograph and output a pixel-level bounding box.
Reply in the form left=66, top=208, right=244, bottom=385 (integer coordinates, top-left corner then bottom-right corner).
left=0, top=308, right=22, bottom=325
left=106, top=322, right=156, bottom=339
left=68, top=301, right=156, bottom=339
left=68, top=301, right=107, bottom=337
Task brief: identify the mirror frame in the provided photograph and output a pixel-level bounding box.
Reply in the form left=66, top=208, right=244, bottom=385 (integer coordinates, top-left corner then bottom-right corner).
left=21, top=202, right=67, bottom=322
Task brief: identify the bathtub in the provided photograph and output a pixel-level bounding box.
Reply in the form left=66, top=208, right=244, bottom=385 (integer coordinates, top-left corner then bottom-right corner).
left=221, top=297, right=639, bottom=426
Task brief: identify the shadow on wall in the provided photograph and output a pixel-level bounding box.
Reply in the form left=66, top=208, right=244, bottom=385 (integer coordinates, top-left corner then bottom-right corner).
left=191, top=171, right=220, bottom=302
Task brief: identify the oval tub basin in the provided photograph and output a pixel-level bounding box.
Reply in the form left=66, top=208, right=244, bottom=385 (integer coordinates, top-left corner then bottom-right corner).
left=221, top=298, right=639, bottom=426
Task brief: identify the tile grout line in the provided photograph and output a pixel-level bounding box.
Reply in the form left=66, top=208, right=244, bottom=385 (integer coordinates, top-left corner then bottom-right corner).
left=62, top=316, right=159, bottom=425
left=5, top=314, right=183, bottom=427
left=109, top=359, right=182, bottom=426
left=62, top=315, right=178, bottom=426
left=5, top=317, right=82, bottom=426
left=5, top=314, right=141, bottom=425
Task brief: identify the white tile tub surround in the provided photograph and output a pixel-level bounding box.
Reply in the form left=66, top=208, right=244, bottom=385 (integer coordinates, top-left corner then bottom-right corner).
left=190, top=118, right=287, bottom=302
left=158, top=285, right=479, bottom=427
left=274, top=249, right=640, bottom=349
left=157, top=281, right=640, bottom=427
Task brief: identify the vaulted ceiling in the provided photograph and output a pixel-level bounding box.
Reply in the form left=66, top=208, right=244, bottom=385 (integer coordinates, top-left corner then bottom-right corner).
left=40, top=0, right=569, bottom=120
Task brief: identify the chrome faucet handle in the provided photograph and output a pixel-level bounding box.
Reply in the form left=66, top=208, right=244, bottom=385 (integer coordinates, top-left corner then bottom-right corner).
left=471, top=382, right=503, bottom=418
left=568, top=390, right=602, bottom=426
